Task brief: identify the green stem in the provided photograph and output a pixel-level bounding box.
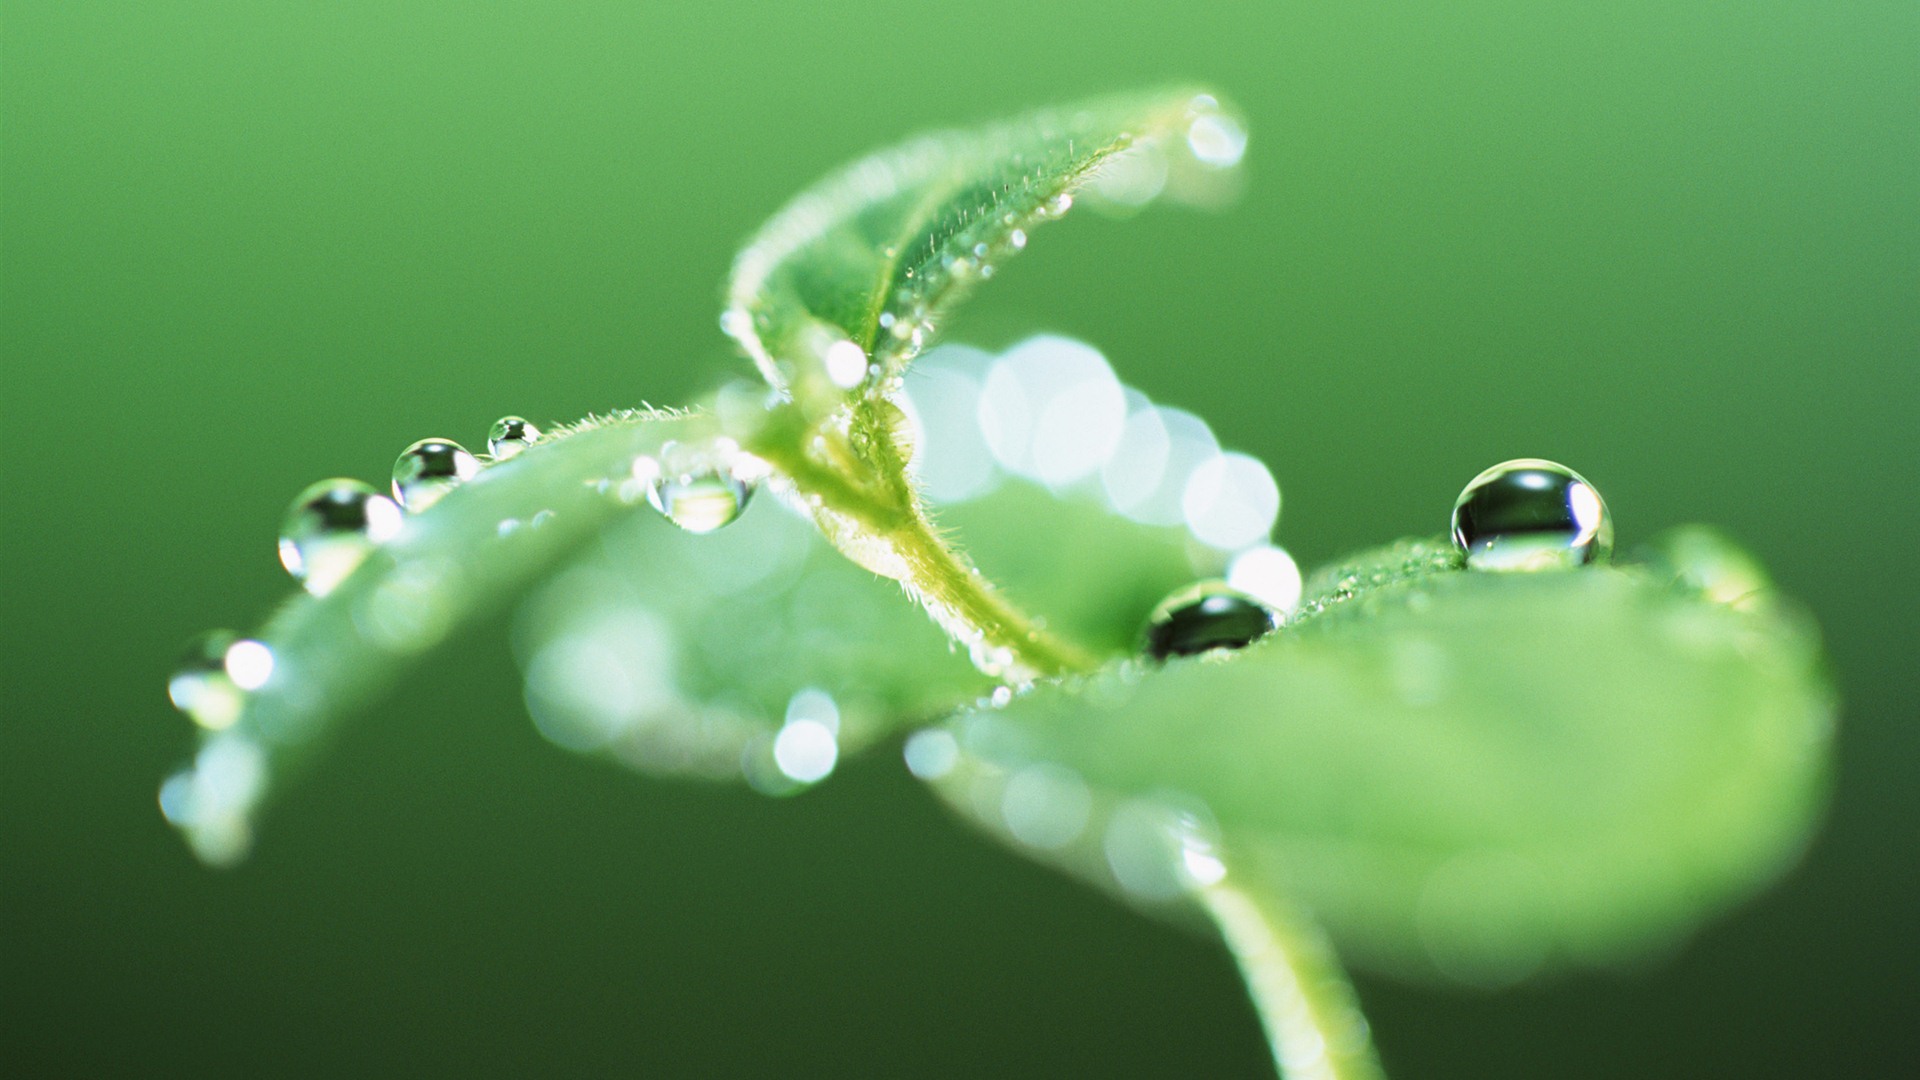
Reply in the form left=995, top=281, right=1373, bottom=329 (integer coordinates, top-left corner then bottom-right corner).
left=746, top=408, right=1097, bottom=681
left=1197, top=880, right=1386, bottom=1080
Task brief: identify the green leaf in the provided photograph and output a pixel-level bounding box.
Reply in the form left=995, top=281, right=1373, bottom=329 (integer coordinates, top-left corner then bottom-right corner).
left=924, top=532, right=1835, bottom=986
left=938, top=480, right=1215, bottom=658
left=158, top=396, right=1225, bottom=861
left=511, top=488, right=989, bottom=788
left=160, top=410, right=712, bottom=864
left=722, top=86, right=1246, bottom=408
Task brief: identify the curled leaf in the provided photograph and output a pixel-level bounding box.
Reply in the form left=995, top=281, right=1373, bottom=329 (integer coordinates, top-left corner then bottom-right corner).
left=723, top=87, right=1246, bottom=407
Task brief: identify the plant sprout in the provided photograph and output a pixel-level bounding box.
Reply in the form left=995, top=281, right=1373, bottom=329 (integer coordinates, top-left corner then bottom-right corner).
left=159, top=87, right=1834, bottom=1079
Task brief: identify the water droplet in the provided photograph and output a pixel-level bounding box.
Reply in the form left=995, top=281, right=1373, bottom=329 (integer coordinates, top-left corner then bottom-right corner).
left=277, top=478, right=403, bottom=595
left=486, top=416, right=541, bottom=460
left=1227, top=545, right=1303, bottom=615
left=1187, top=113, right=1248, bottom=168
left=1143, top=581, right=1277, bottom=661
left=391, top=438, right=480, bottom=510
left=168, top=631, right=244, bottom=730
left=223, top=639, right=275, bottom=690
left=1450, top=459, right=1612, bottom=571
left=158, top=735, right=269, bottom=867
left=1000, top=764, right=1092, bottom=850
left=903, top=729, right=960, bottom=780
left=822, top=339, right=869, bottom=389
left=772, top=716, right=838, bottom=783
left=644, top=443, right=755, bottom=533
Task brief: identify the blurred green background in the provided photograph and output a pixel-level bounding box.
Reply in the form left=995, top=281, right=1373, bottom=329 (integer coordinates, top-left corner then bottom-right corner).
left=6, top=1, right=1915, bottom=1075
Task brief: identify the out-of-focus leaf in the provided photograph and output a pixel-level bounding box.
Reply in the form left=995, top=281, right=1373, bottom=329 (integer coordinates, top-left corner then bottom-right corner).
left=510, top=495, right=988, bottom=789
left=506, top=473, right=1214, bottom=789
left=723, top=87, right=1245, bottom=406
left=925, top=532, right=1834, bottom=985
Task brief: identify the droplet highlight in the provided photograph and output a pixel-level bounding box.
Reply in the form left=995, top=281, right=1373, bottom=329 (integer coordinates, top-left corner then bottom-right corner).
left=1143, top=581, right=1278, bottom=661
left=277, top=478, right=403, bottom=595
left=487, top=416, right=541, bottom=460
left=1451, top=459, right=1612, bottom=572
left=391, top=438, right=480, bottom=510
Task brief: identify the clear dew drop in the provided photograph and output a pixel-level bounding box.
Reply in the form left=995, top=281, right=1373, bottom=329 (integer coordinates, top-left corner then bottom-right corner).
left=391, top=438, right=481, bottom=510
left=167, top=631, right=245, bottom=731
left=277, top=478, right=403, bottom=596
left=1450, top=458, right=1613, bottom=572
left=642, top=446, right=755, bottom=534
left=486, top=415, right=541, bottom=460
left=1143, top=580, right=1278, bottom=661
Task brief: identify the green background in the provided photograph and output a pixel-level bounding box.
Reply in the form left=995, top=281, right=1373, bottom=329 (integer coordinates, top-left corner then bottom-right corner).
left=6, top=2, right=1914, bottom=1076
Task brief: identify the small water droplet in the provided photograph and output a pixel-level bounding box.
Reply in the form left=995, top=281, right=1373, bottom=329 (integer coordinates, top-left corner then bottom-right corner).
left=223, top=639, right=275, bottom=690
left=1143, top=581, right=1277, bottom=661
left=1008, top=228, right=1028, bottom=249
left=391, top=438, right=480, bottom=510
left=823, top=339, right=868, bottom=389
left=1186, top=113, right=1248, bottom=169
left=487, top=416, right=541, bottom=460
left=277, top=478, right=403, bottom=595
left=772, top=716, right=838, bottom=783
left=645, top=443, right=754, bottom=533
left=1451, top=459, right=1612, bottom=571
left=168, top=631, right=244, bottom=730
left=903, top=729, right=960, bottom=780
left=1045, top=193, right=1073, bottom=217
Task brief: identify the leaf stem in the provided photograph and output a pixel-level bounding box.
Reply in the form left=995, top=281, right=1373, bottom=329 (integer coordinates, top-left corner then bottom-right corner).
left=747, top=412, right=1098, bottom=681
left=1196, top=880, right=1386, bottom=1080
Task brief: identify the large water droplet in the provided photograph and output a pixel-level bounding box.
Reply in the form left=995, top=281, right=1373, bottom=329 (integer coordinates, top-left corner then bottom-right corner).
left=278, top=478, right=403, bottom=595
left=642, top=443, right=755, bottom=534
left=1143, top=581, right=1277, bottom=661
left=487, top=416, right=541, bottom=460
left=391, top=438, right=480, bottom=510
left=1451, top=459, right=1612, bottom=571
left=167, top=631, right=244, bottom=730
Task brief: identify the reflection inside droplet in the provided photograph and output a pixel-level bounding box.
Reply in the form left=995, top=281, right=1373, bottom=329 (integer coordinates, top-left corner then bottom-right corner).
left=1450, top=458, right=1612, bottom=572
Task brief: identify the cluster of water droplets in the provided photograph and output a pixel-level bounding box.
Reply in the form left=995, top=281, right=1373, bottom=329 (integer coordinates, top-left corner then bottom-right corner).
left=165, top=415, right=564, bottom=859
left=159, top=630, right=278, bottom=864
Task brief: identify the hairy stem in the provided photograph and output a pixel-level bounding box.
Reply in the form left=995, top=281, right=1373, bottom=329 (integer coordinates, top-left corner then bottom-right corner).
left=1198, top=880, right=1386, bottom=1080
left=747, top=406, right=1098, bottom=681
